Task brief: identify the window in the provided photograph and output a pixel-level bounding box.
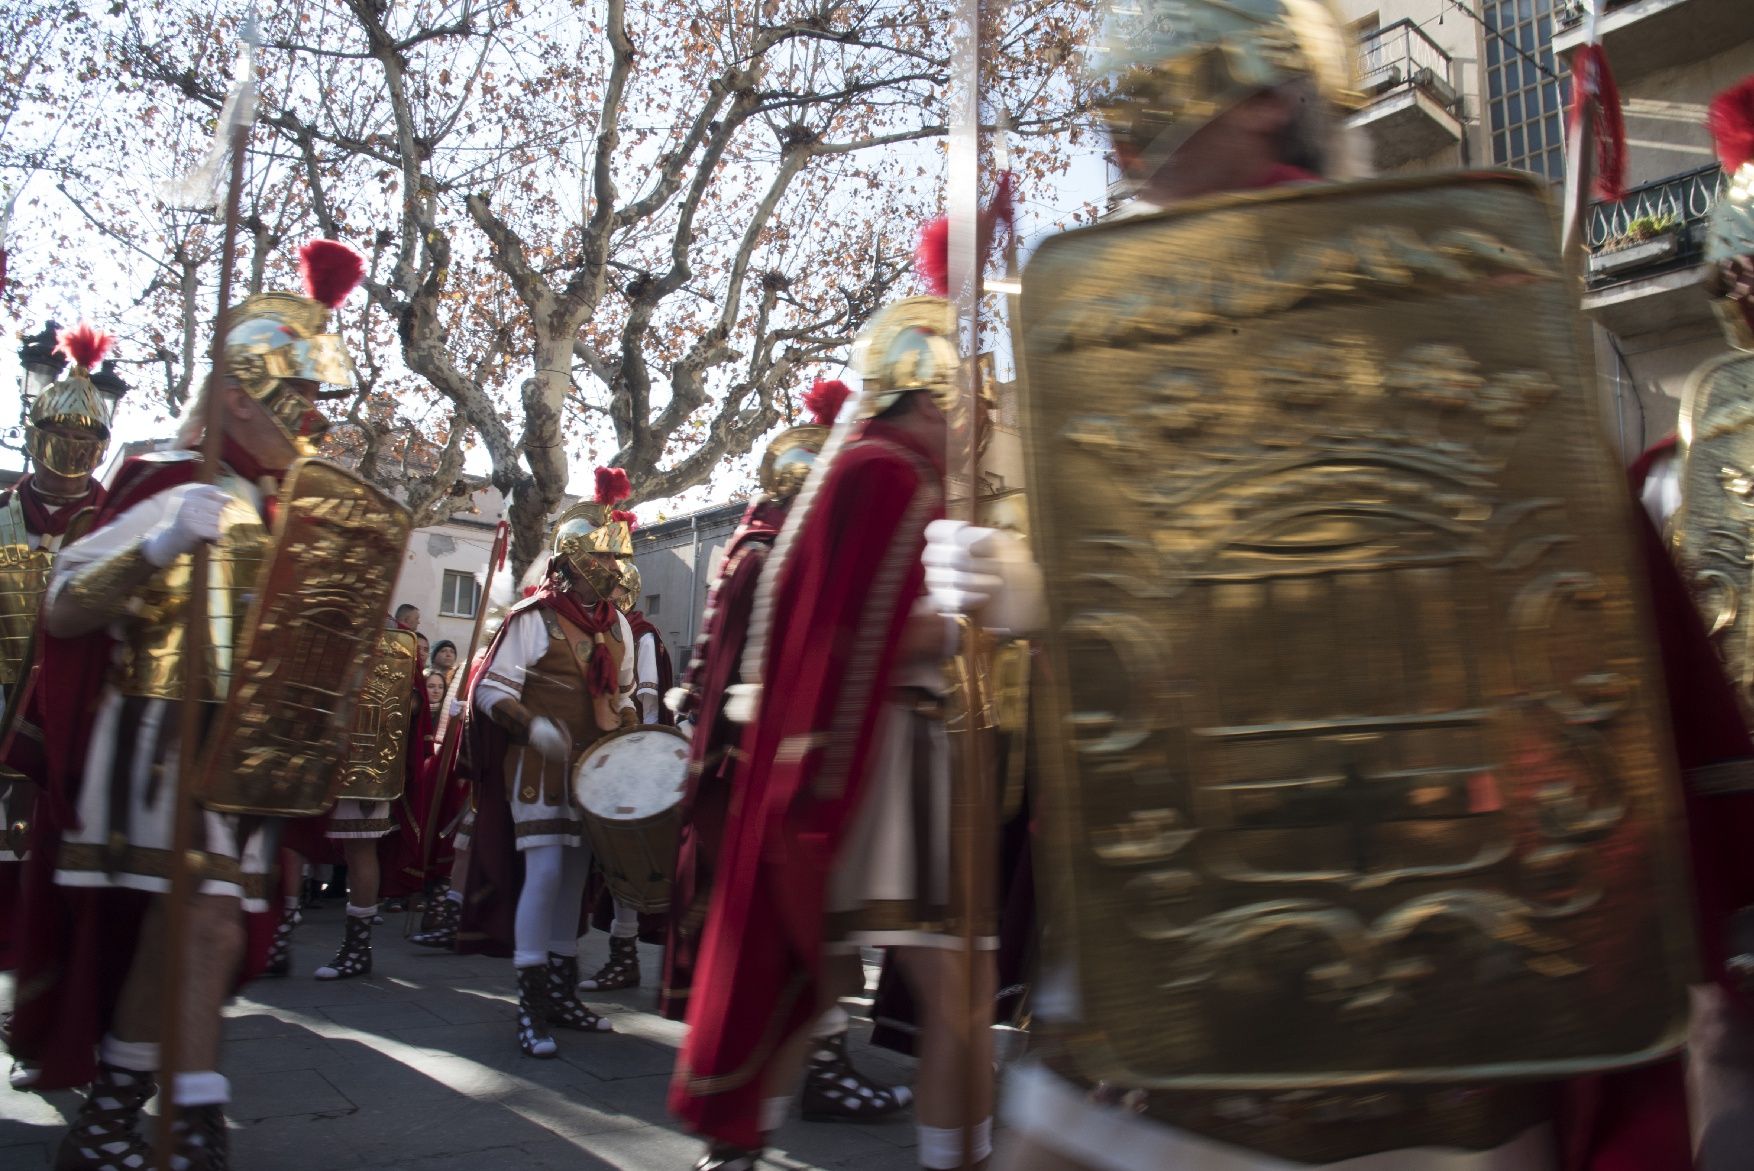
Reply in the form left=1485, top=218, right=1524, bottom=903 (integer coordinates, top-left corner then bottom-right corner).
left=645, top=594, right=661, bottom=617
left=440, top=570, right=481, bottom=618
left=1482, top=0, right=1570, bottom=182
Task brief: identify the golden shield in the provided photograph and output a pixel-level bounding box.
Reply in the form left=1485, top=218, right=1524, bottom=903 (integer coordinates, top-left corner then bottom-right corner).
left=196, top=459, right=413, bottom=816
left=1020, top=173, right=1693, bottom=1089
left=1676, top=352, right=1754, bottom=725
left=335, top=628, right=419, bottom=803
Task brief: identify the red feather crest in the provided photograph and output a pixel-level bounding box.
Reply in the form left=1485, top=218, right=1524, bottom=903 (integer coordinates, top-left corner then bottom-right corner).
left=593, top=466, right=632, bottom=505
left=803, top=378, right=851, bottom=426
left=1709, top=76, right=1754, bottom=174
left=1567, top=46, right=1626, bottom=202
left=54, top=321, right=114, bottom=372
left=610, top=508, right=638, bottom=530
left=298, top=239, right=365, bottom=309
left=915, top=217, right=950, bottom=297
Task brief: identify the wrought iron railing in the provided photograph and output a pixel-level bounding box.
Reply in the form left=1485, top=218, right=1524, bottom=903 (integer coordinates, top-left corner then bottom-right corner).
left=1584, top=163, right=1726, bottom=286
left=1355, top=19, right=1460, bottom=111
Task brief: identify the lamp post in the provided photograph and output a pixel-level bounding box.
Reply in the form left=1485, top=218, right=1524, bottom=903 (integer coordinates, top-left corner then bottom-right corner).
left=17, top=321, right=66, bottom=409
left=89, top=358, right=132, bottom=421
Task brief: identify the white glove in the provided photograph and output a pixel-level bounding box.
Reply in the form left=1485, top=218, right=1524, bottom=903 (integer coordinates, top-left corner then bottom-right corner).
left=447, top=698, right=464, bottom=719
left=675, top=717, right=695, bottom=742
left=142, top=483, right=231, bottom=568
left=527, top=715, right=571, bottom=762
left=923, top=519, right=1047, bottom=638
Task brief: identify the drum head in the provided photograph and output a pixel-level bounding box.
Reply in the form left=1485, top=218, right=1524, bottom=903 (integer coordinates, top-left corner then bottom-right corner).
left=573, top=725, right=689, bottom=821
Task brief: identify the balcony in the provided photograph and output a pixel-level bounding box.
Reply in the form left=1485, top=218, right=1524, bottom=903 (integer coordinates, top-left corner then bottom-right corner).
left=1553, top=0, right=1750, bottom=82
left=1581, top=163, right=1726, bottom=336
left=1347, top=20, right=1464, bottom=170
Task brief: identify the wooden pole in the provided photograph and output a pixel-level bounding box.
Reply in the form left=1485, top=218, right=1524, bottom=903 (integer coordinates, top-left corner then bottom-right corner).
left=154, top=113, right=250, bottom=1171
left=947, top=1, right=992, bottom=1164
left=406, top=519, right=509, bottom=936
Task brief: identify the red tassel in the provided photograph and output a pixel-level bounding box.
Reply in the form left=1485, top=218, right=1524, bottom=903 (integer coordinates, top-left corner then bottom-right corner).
left=1708, top=76, right=1754, bottom=174
left=593, top=466, right=632, bottom=505
left=610, top=508, right=638, bottom=529
left=588, top=641, right=617, bottom=697
left=297, top=239, right=365, bottom=309
left=54, top=322, right=115, bottom=372
left=803, top=378, right=852, bottom=426
left=1568, top=45, right=1626, bottom=202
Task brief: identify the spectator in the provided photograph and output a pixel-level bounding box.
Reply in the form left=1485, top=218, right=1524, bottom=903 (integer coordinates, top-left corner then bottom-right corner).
left=415, top=632, right=431, bottom=672
left=395, top=603, right=421, bottom=631
left=424, top=670, right=447, bottom=726
left=431, top=639, right=458, bottom=684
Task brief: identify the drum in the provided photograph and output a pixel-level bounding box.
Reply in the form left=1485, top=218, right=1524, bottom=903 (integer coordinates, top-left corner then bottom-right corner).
left=572, top=724, right=689, bottom=913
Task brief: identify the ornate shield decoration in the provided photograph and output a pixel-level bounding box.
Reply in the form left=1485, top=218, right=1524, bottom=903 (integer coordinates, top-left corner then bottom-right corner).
left=1677, top=352, right=1754, bottom=726
left=197, top=459, right=413, bottom=816
left=335, top=628, right=419, bottom=803
left=1020, top=173, right=1694, bottom=1089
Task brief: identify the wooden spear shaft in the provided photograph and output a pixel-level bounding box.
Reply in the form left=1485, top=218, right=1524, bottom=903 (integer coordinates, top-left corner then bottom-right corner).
left=155, top=113, right=250, bottom=1171
left=947, top=0, right=992, bottom=1164
left=406, top=519, right=508, bottom=936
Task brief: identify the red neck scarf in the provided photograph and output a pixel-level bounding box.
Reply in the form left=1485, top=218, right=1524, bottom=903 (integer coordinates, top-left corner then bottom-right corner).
left=12, top=474, right=102, bottom=538
left=531, top=578, right=621, bottom=696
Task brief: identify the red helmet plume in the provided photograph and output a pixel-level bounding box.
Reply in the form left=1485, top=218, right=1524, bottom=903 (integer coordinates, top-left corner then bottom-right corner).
left=803, top=378, right=851, bottom=426
left=1709, top=76, right=1754, bottom=174
left=298, top=239, right=366, bottom=310
left=593, top=466, right=632, bottom=505
left=54, top=322, right=115, bottom=372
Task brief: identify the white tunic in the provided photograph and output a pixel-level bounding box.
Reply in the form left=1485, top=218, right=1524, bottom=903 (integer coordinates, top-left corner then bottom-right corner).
left=48, top=474, right=277, bottom=911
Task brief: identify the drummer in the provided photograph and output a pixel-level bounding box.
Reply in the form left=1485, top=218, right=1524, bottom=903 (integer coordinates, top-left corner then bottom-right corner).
left=469, top=467, right=640, bottom=1057
left=581, top=559, right=675, bottom=993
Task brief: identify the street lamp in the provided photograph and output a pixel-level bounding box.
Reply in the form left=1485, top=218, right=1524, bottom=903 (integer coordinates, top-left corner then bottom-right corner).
left=89, top=358, right=132, bottom=420
left=17, top=321, right=66, bottom=410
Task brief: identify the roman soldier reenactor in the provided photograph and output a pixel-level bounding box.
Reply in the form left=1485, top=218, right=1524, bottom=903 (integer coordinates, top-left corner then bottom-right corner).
left=670, top=303, right=1013, bottom=1171
left=910, top=4, right=1748, bottom=1170
left=4, top=239, right=408, bottom=1170
left=661, top=378, right=914, bottom=1127
left=462, top=467, right=639, bottom=1056
left=0, top=322, right=117, bottom=1087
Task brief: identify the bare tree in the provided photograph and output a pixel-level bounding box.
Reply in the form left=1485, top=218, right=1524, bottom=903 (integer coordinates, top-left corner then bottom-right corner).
left=3, top=0, right=1099, bottom=568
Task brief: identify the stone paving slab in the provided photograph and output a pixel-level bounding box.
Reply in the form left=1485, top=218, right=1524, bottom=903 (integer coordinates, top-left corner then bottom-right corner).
left=0, top=901, right=936, bottom=1170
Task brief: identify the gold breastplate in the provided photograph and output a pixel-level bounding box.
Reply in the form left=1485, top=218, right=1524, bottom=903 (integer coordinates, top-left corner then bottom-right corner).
left=0, top=496, right=51, bottom=689
left=115, top=479, right=270, bottom=699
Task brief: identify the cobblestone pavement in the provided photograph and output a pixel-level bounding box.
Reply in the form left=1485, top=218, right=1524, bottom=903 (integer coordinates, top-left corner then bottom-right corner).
left=0, top=902, right=928, bottom=1171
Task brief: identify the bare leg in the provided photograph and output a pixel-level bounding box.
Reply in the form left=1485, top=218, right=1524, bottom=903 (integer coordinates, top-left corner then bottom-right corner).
left=112, top=891, right=245, bottom=1072
left=341, top=838, right=380, bottom=910
left=447, top=845, right=469, bottom=894
left=1691, top=984, right=1754, bottom=1170
left=993, top=1135, right=1101, bottom=1171
left=895, top=945, right=996, bottom=1169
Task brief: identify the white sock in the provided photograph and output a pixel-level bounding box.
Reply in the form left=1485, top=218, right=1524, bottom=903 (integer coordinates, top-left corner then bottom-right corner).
left=444, top=889, right=463, bottom=905
left=610, top=900, right=640, bottom=939
left=812, top=1005, right=849, bottom=1038
left=760, top=1094, right=791, bottom=1134
left=282, top=894, right=300, bottom=912
left=513, top=950, right=547, bottom=970
left=346, top=903, right=377, bottom=919
left=99, top=1035, right=159, bottom=1073
left=548, top=937, right=579, bottom=959
left=172, top=1070, right=230, bottom=1107
left=917, top=1119, right=992, bottom=1169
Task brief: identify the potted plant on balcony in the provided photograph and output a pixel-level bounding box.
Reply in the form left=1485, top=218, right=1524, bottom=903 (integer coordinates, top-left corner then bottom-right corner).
left=1590, top=212, right=1682, bottom=275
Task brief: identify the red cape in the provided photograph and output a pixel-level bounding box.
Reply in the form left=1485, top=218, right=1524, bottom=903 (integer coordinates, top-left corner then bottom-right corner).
left=0, top=473, right=106, bottom=970
left=668, top=416, right=945, bottom=1147
left=659, top=501, right=784, bottom=1021
left=1558, top=460, right=1754, bottom=1171
left=5, top=455, right=229, bottom=1090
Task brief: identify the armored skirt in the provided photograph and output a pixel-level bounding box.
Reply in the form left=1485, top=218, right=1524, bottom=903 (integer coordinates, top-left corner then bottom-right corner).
left=325, top=797, right=395, bottom=840
left=824, top=667, right=997, bottom=954
left=473, top=604, right=635, bottom=850
left=48, top=474, right=279, bottom=913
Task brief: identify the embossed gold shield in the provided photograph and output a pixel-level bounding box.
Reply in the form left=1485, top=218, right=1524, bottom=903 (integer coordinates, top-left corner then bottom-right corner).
left=335, top=628, right=419, bottom=803
left=1676, top=353, right=1754, bottom=725
left=1020, top=172, right=1694, bottom=1089
left=196, top=459, right=413, bottom=816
